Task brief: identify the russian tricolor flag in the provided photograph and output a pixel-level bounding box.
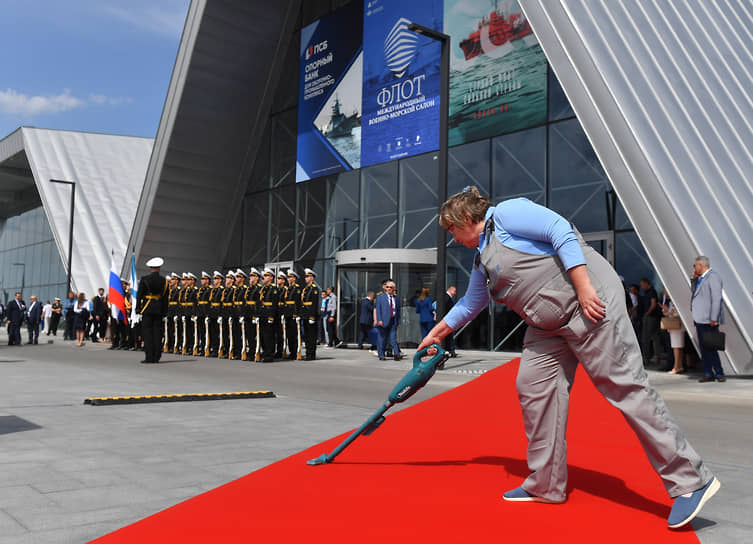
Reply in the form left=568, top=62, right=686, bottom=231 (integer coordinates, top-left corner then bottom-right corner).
left=109, top=254, right=128, bottom=324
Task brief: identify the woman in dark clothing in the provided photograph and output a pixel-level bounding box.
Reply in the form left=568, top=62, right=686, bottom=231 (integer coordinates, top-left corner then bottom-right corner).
left=414, top=288, right=435, bottom=340
left=73, top=293, right=89, bottom=347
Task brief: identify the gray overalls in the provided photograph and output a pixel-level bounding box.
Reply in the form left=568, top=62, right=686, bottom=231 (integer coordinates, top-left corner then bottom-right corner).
left=478, top=220, right=712, bottom=502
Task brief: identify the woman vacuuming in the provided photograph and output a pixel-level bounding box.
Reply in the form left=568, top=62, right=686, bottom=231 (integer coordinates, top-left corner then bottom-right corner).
left=417, top=187, right=718, bottom=529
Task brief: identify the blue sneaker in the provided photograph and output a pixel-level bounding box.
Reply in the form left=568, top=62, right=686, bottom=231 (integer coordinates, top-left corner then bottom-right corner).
left=502, top=486, right=564, bottom=504
left=668, top=477, right=720, bottom=529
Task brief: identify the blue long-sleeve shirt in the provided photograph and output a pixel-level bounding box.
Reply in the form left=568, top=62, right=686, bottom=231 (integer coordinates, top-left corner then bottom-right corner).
left=444, top=198, right=586, bottom=330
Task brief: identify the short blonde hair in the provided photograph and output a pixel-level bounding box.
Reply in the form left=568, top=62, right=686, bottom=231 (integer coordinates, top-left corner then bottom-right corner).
left=439, top=186, right=491, bottom=230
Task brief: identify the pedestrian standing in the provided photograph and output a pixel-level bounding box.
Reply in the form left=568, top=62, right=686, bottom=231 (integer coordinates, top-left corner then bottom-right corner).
left=691, top=256, right=725, bottom=383
left=48, top=297, right=62, bottom=336
left=63, top=291, right=76, bottom=340
left=7, top=293, right=26, bottom=346
left=358, top=291, right=375, bottom=349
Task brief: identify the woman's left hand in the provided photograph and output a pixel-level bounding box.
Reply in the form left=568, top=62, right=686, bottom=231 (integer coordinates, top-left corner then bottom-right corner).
left=577, top=283, right=606, bottom=322
left=568, top=265, right=606, bottom=322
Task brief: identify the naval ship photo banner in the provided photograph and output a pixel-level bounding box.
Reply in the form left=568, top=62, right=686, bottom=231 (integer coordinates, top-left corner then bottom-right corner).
left=444, top=0, right=547, bottom=146
left=360, top=0, right=444, bottom=167
left=296, top=0, right=363, bottom=183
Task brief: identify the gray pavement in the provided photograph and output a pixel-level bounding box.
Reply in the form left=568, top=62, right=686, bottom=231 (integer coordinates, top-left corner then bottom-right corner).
left=0, top=329, right=751, bottom=543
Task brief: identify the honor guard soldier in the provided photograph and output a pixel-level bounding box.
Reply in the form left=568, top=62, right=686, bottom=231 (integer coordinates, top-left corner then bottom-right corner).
left=285, top=270, right=302, bottom=359
left=137, top=257, right=168, bottom=364
left=232, top=269, right=248, bottom=359
left=219, top=271, right=236, bottom=358
left=300, top=268, right=320, bottom=361
left=208, top=271, right=224, bottom=357
left=120, top=279, right=133, bottom=349
left=174, top=273, right=189, bottom=353
left=196, top=271, right=211, bottom=356
left=245, top=268, right=261, bottom=360
left=166, top=273, right=181, bottom=353
left=181, top=272, right=198, bottom=355
left=258, top=268, right=280, bottom=362
left=275, top=271, right=288, bottom=358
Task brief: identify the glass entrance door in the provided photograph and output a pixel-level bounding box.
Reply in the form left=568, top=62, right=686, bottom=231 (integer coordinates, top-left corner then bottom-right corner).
left=336, top=263, right=437, bottom=346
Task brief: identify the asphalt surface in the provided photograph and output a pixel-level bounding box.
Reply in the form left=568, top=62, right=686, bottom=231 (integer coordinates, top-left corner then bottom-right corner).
left=0, top=330, right=750, bottom=543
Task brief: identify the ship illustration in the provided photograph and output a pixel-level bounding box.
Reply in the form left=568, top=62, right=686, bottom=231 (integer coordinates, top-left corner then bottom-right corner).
left=323, top=94, right=360, bottom=138
left=459, top=0, right=536, bottom=61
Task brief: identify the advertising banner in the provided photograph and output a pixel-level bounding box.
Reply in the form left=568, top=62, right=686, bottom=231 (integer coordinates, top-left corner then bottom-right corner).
left=444, top=0, right=547, bottom=146
left=360, top=0, right=444, bottom=167
left=296, top=1, right=363, bottom=182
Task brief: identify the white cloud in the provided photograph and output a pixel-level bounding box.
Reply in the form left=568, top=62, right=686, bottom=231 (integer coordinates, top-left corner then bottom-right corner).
left=101, top=3, right=188, bottom=38
left=0, top=88, right=134, bottom=117
left=88, top=93, right=134, bottom=106
left=0, top=88, right=85, bottom=116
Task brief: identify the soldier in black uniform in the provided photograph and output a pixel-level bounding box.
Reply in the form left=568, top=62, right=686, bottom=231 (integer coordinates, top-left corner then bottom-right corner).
left=137, top=257, right=168, bottom=364
left=258, top=269, right=279, bottom=362
left=120, top=279, right=133, bottom=349
left=232, top=269, right=248, bottom=359
left=275, top=271, right=288, bottom=358
left=219, top=271, right=236, bottom=358
left=181, top=272, right=198, bottom=354
left=208, top=271, right=224, bottom=357
left=166, top=272, right=180, bottom=353
left=245, top=268, right=261, bottom=361
left=196, top=271, right=211, bottom=356
left=300, top=268, right=321, bottom=361
left=285, top=269, right=303, bottom=360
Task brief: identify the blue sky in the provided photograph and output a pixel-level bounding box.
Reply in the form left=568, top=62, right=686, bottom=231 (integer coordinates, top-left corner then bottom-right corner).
left=0, top=0, right=190, bottom=139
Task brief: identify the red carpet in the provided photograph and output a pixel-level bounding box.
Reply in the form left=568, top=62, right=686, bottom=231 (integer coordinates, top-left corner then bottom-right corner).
left=91, top=360, right=699, bottom=543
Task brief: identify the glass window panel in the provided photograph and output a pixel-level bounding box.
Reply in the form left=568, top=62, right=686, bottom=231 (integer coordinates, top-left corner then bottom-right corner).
left=270, top=109, right=297, bottom=188
left=548, top=119, right=610, bottom=232
left=298, top=177, right=328, bottom=260
left=548, top=65, right=575, bottom=121
left=327, top=171, right=360, bottom=254
left=361, top=162, right=398, bottom=248
left=269, top=185, right=296, bottom=262
left=448, top=140, right=490, bottom=197
left=615, top=231, right=657, bottom=289
left=243, top=192, right=270, bottom=266
left=399, top=152, right=438, bottom=249
left=492, top=126, right=546, bottom=204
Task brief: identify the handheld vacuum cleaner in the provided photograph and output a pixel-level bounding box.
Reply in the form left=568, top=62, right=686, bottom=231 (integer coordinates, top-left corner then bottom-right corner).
left=307, top=344, right=450, bottom=465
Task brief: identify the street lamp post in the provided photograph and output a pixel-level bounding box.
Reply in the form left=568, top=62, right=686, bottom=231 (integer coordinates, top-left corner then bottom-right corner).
left=49, top=179, right=76, bottom=295
left=407, top=22, right=450, bottom=321
left=12, top=263, right=25, bottom=296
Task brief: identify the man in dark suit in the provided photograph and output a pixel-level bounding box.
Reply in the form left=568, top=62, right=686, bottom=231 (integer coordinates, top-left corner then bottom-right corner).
left=26, top=295, right=42, bottom=344
left=137, top=257, right=168, bottom=364
left=375, top=280, right=401, bottom=361
left=358, top=291, right=375, bottom=350
left=91, top=288, right=107, bottom=342
left=7, top=292, right=26, bottom=346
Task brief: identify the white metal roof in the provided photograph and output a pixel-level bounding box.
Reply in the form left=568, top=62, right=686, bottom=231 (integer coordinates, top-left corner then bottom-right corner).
left=8, top=127, right=153, bottom=297
left=521, top=0, right=753, bottom=373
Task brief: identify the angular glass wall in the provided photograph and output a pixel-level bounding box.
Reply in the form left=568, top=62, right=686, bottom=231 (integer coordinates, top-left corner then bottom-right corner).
left=0, top=206, right=66, bottom=305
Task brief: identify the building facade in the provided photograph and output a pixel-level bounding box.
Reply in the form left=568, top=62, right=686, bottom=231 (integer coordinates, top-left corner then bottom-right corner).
left=129, top=0, right=753, bottom=372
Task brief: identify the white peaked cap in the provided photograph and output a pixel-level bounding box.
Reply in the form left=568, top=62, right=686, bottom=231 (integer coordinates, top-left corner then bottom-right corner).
left=146, top=257, right=164, bottom=267
left=304, top=268, right=316, bottom=276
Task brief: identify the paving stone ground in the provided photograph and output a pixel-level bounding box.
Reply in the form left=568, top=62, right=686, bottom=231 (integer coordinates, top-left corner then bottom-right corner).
left=0, top=330, right=750, bottom=543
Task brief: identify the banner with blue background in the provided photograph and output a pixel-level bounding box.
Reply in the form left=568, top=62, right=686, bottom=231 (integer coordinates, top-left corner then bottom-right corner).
left=360, top=0, right=444, bottom=167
